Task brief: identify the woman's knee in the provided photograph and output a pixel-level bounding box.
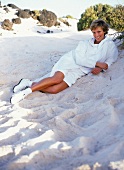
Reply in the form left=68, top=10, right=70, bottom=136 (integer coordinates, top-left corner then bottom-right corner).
left=52, top=71, right=64, bottom=84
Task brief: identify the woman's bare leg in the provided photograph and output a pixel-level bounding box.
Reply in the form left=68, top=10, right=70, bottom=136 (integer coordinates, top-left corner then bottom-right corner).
left=41, top=81, right=69, bottom=94
left=31, top=71, right=65, bottom=92
left=10, top=71, right=67, bottom=104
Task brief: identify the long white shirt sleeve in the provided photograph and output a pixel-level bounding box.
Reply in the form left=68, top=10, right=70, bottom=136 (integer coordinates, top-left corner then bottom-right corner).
left=100, top=40, right=118, bottom=67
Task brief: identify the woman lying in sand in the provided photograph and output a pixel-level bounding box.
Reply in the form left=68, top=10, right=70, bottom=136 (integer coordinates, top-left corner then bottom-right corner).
left=10, top=19, right=118, bottom=104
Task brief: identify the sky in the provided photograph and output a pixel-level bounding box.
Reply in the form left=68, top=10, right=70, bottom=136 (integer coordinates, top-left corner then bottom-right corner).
left=1, top=0, right=124, bottom=19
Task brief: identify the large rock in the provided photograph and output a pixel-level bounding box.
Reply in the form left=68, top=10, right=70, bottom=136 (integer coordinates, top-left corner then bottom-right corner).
left=3, top=7, right=9, bottom=13
left=38, top=9, right=57, bottom=27
left=16, top=9, right=31, bottom=18
left=12, top=18, right=21, bottom=24
left=1, top=19, right=13, bottom=30
left=7, top=4, right=20, bottom=9
left=24, top=9, right=30, bottom=13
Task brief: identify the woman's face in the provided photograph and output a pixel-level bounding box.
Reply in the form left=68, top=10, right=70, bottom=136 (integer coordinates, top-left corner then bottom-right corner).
left=92, top=27, right=105, bottom=43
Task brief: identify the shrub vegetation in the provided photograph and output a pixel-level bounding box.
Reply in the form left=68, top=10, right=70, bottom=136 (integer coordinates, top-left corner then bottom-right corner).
left=77, top=4, right=124, bottom=32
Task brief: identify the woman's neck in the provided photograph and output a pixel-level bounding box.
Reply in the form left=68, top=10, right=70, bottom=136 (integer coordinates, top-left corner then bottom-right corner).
left=94, top=39, right=101, bottom=44
left=94, top=36, right=105, bottom=44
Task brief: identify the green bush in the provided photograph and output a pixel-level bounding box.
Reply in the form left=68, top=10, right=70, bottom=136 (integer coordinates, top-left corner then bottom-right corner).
left=77, top=4, right=124, bottom=32
left=77, top=5, right=98, bottom=31
left=108, top=5, right=124, bottom=31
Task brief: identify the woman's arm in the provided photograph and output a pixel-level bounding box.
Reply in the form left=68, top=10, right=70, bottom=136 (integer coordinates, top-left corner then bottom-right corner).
left=91, top=62, right=108, bottom=75
left=91, top=67, right=103, bottom=75
left=95, top=62, right=108, bottom=70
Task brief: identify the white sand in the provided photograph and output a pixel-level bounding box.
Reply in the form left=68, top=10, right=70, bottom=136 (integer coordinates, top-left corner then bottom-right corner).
left=0, top=7, right=124, bottom=170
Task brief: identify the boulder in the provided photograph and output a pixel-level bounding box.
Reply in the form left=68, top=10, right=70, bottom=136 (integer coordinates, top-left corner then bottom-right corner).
left=24, top=9, right=31, bottom=13
left=7, top=4, right=20, bottom=9
left=3, top=7, right=9, bottom=13
left=16, top=9, right=31, bottom=18
left=12, top=18, right=21, bottom=24
left=38, top=9, right=57, bottom=27
left=1, top=19, right=13, bottom=30
left=54, top=21, right=61, bottom=26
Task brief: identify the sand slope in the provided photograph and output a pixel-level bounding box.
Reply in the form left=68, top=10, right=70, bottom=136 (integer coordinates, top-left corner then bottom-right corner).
left=0, top=7, right=124, bottom=170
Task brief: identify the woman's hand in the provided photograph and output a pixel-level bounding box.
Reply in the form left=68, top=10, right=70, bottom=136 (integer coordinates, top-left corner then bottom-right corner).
left=95, top=62, right=108, bottom=70
left=91, top=67, right=103, bottom=75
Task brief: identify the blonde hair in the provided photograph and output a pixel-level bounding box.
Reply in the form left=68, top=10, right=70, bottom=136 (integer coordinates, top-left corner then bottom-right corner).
left=90, top=19, right=109, bottom=35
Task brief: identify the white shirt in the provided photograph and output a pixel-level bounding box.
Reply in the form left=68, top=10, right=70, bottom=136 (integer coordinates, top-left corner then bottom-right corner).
left=51, top=36, right=118, bottom=75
